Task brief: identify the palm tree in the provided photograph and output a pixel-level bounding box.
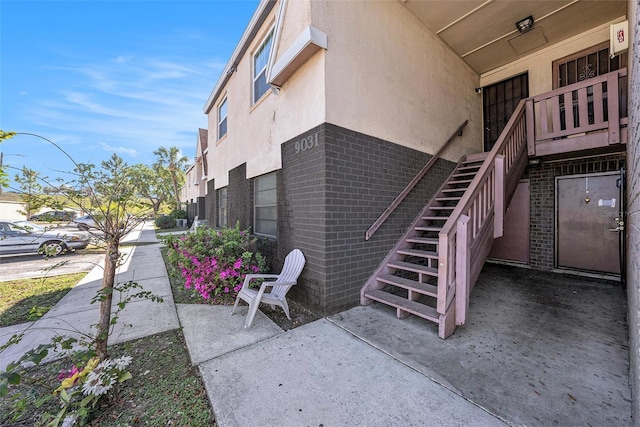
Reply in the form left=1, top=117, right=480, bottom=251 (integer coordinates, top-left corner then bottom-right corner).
left=153, top=146, right=189, bottom=211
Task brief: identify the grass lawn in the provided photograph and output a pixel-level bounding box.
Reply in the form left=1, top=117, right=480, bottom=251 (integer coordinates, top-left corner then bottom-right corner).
left=0, top=330, right=214, bottom=426
left=0, top=273, right=86, bottom=327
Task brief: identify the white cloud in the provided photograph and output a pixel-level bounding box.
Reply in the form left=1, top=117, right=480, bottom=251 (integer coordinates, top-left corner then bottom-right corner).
left=30, top=53, right=214, bottom=159
left=100, top=142, right=138, bottom=157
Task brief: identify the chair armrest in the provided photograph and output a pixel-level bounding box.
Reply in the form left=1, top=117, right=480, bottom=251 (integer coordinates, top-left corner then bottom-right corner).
left=245, top=274, right=279, bottom=280
left=241, top=274, right=280, bottom=290
left=257, top=281, right=296, bottom=292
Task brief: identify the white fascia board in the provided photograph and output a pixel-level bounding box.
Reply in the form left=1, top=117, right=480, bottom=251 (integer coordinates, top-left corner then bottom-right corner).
left=268, top=25, right=328, bottom=87
left=203, top=0, right=276, bottom=114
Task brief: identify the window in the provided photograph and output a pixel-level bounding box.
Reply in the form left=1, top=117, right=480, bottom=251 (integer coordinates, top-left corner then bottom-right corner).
left=217, top=187, right=227, bottom=228
left=253, top=30, right=274, bottom=103
left=553, top=42, right=627, bottom=89
left=218, top=98, right=227, bottom=139
left=254, top=172, right=277, bottom=237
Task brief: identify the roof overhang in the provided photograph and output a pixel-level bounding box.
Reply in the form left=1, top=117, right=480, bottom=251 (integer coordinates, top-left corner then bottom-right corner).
left=401, top=0, right=628, bottom=74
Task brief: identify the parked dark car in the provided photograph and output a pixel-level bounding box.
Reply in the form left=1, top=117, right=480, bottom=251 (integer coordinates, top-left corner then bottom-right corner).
left=30, top=211, right=76, bottom=222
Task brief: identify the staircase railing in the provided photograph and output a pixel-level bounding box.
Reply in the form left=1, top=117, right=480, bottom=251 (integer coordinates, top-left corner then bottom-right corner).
left=437, top=99, right=529, bottom=326
left=365, top=120, right=468, bottom=240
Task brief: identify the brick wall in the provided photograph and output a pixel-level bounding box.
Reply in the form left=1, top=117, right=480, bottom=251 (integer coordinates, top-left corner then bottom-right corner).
left=197, top=197, right=206, bottom=219
left=525, top=152, right=627, bottom=270
left=626, top=1, right=639, bottom=417
left=228, top=164, right=251, bottom=230
left=280, top=125, right=328, bottom=310
left=279, top=123, right=455, bottom=315
left=221, top=122, right=456, bottom=315
left=205, top=180, right=216, bottom=226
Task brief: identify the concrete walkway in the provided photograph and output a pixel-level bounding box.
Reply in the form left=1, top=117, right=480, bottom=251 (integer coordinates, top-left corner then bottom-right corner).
left=0, top=222, right=631, bottom=426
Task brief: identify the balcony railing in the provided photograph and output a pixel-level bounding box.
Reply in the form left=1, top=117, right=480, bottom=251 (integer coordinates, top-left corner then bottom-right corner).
left=526, top=68, right=627, bottom=157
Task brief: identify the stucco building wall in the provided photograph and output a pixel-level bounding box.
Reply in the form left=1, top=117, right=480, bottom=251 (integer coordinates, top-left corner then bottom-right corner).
left=314, top=0, right=482, bottom=163
left=205, top=3, right=325, bottom=190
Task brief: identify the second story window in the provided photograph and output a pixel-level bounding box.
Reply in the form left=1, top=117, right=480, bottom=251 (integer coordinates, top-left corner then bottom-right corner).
left=253, top=30, right=273, bottom=103
left=218, top=98, right=227, bottom=139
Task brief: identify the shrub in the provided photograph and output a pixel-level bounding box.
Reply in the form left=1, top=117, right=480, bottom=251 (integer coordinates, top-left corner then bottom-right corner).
left=163, top=223, right=266, bottom=304
left=169, top=209, right=187, bottom=219
left=154, top=215, right=176, bottom=229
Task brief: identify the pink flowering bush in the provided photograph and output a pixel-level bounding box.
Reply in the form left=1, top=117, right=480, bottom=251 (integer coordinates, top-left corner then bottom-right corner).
left=164, top=224, right=266, bottom=304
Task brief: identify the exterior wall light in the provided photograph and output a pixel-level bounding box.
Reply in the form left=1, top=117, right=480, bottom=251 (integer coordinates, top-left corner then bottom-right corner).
left=516, top=16, right=534, bottom=33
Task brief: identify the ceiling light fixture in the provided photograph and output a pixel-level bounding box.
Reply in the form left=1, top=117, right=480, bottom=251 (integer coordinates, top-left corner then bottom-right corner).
left=515, top=16, right=534, bottom=34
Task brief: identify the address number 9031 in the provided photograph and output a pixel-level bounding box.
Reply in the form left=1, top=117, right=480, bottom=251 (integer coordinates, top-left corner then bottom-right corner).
left=294, top=132, right=319, bottom=154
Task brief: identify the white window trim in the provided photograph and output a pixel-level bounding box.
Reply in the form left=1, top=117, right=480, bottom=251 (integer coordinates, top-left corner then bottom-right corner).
left=218, top=97, right=228, bottom=140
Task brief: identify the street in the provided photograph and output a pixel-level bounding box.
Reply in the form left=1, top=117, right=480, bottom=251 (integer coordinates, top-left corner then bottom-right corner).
left=0, top=250, right=106, bottom=282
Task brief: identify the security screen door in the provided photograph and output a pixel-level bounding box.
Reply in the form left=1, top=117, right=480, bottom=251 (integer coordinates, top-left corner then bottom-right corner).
left=482, top=73, right=528, bottom=152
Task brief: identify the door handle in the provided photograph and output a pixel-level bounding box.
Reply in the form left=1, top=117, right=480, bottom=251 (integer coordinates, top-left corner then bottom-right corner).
left=609, top=219, right=624, bottom=232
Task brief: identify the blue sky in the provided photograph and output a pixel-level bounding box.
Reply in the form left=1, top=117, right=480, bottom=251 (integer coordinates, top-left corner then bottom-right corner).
left=0, top=0, right=258, bottom=189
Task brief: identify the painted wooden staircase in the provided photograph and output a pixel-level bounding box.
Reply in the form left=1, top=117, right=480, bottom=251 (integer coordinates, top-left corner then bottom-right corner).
left=361, top=100, right=530, bottom=338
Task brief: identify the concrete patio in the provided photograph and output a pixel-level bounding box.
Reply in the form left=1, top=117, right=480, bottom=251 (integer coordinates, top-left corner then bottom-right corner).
left=186, top=263, right=631, bottom=426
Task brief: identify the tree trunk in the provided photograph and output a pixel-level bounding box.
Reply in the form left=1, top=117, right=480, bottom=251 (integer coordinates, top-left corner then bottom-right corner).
left=95, top=236, right=119, bottom=361
left=172, top=175, right=181, bottom=211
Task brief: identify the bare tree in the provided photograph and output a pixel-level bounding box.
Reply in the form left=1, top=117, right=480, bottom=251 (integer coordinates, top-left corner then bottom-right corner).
left=1, top=131, right=153, bottom=361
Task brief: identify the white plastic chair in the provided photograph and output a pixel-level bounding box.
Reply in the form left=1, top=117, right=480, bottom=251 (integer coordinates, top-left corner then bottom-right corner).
left=232, top=249, right=306, bottom=328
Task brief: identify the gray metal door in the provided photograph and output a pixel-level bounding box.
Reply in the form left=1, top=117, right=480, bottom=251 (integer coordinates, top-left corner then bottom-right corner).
left=556, top=172, right=622, bottom=274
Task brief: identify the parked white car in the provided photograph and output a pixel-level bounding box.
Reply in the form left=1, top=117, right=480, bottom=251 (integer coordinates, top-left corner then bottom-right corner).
left=73, top=214, right=98, bottom=230
left=0, top=221, right=90, bottom=256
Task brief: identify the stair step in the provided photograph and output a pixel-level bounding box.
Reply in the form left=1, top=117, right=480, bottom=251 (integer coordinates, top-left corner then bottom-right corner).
left=397, top=248, right=439, bottom=259
left=388, top=261, right=439, bottom=277
left=451, top=172, right=477, bottom=178
left=414, top=226, right=442, bottom=232
left=457, top=165, right=482, bottom=172
left=436, top=197, right=461, bottom=202
left=431, top=206, right=455, bottom=210
left=407, top=236, right=439, bottom=246
left=447, top=179, right=473, bottom=185
left=463, top=153, right=488, bottom=163
left=378, top=274, right=437, bottom=298
left=441, top=188, right=467, bottom=194
left=422, top=216, right=448, bottom=221
left=365, top=290, right=440, bottom=323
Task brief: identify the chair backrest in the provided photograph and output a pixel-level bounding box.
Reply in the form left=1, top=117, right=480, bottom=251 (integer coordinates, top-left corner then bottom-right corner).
left=277, top=249, right=306, bottom=283
left=269, top=249, right=305, bottom=300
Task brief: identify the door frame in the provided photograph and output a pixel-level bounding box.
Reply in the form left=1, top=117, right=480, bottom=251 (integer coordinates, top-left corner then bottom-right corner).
left=554, top=170, right=623, bottom=276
